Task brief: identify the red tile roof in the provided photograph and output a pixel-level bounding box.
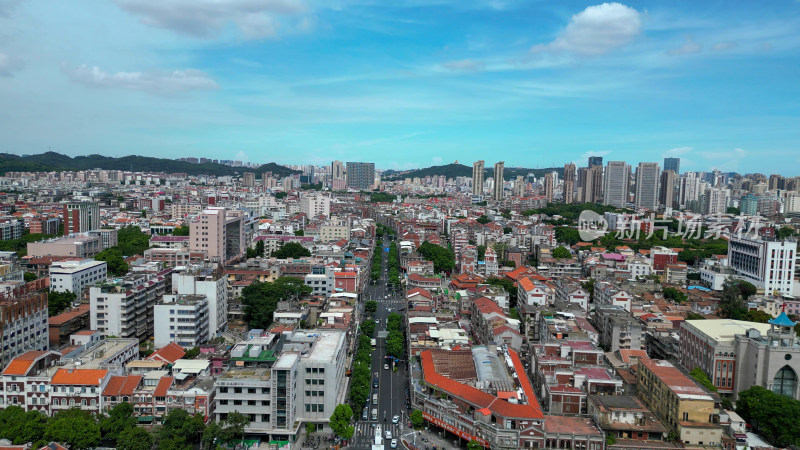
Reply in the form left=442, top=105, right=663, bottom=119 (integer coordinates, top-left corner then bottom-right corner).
left=419, top=349, right=543, bottom=420
left=154, top=377, right=173, bottom=397
left=103, top=375, right=143, bottom=396
left=1, top=351, right=49, bottom=376
left=473, top=297, right=504, bottom=316
left=51, top=368, right=108, bottom=386
left=148, top=343, right=186, bottom=364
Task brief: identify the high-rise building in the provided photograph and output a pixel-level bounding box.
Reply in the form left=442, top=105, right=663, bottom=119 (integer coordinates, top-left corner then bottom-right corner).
left=513, top=175, right=525, bottom=197
left=563, top=163, right=576, bottom=204
left=543, top=173, right=554, bottom=203
left=728, top=235, right=797, bottom=296
left=768, top=174, right=784, bottom=191
left=577, top=165, right=602, bottom=203
left=62, top=201, right=100, bottom=235
left=659, top=170, right=676, bottom=209
left=345, top=162, right=375, bottom=190
left=189, top=208, right=245, bottom=263
left=740, top=193, right=759, bottom=215
left=472, top=160, right=485, bottom=196
left=173, top=267, right=228, bottom=337
left=242, top=172, right=255, bottom=187
left=702, top=187, right=728, bottom=215
left=603, top=161, right=631, bottom=208
left=588, top=156, right=603, bottom=167
left=300, top=194, right=331, bottom=218
left=492, top=161, right=505, bottom=201
left=663, top=157, right=680, bottom=174
left=634, top=162, right=660, bottom=211
left=331, top=160, right=345, bottom=184
left=0, top=292, right=49, bottom=369
left=679, top=172, right=702, bottom=208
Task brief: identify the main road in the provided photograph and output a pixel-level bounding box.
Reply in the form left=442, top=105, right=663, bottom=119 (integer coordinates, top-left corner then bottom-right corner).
left=349, top=233, right=409, bottom=450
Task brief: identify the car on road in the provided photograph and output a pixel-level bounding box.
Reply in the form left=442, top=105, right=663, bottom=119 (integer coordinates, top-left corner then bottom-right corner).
left=384, top=363, right=389, bottom=370
left=392, top=415, right=399, bottom=424
left=375, top=319, right=379, bottom=324
left=390, top=439, right=398, bottom=448
left=385, top=430, right=392, bottom=439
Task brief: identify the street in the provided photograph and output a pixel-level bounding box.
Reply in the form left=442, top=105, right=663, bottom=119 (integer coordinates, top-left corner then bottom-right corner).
left=349, top=233, right=410, bottom=450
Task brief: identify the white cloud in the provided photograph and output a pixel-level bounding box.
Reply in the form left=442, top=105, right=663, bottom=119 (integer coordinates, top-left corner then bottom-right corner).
left=63, top=64, right=218, bottom=95
left=442, top=59, right=486, bottom=72
left=579, top=150, right=611, bottom=160
left=701, top=148, right=747, bottom=171
left=235, top=150, right=248, bottom=162
left=533, top=2, right=642, bottom=56
left=662, top=146, right=692, bottom=157
left=712, top=42, right=737, bottom=52
left=0, top=53, right=24, bottom=76
left=113, top=0, right=308, bottom=39
left=667, top=36, right=702, bottom=56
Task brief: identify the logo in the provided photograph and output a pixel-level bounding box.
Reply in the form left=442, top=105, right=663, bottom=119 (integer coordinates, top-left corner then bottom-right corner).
left=578, top=210, right=608, bottom=242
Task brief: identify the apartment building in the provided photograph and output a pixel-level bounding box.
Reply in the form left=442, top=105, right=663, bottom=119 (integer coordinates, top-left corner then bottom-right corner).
left=637, top=358, right=721, bottom=446
left=62, top=202, right=100, bottom=235
left=27, top=234, right=102, bottom=258
left=0, top=221, right=23, bottom=241
left=0, top=292, right=49, bottom=370
left=172, top=266, right=228, bottom=337
left=304, top=266, right=334, bottom=297
left=49, top=259, right=107, bottom=293
left=153, top=294, right=210, bottom=349
left=189, top=207, right=246, bottom=264
left=727, top=235, right=796, bottom=296
left=89, top=269, right=173, bottom=341
left=214, top=331, right=348, bottom=440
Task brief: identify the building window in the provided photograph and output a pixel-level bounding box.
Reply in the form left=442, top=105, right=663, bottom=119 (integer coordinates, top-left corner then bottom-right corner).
left=772, top=365, right=797, bottom=397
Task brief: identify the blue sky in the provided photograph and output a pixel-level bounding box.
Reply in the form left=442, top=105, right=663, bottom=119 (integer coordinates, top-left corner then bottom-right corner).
left=1, top=1, right=799, bottom=174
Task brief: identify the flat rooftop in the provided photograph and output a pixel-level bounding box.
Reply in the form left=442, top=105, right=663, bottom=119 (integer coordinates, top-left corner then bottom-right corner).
left=684, top=319, right=772, bottom=343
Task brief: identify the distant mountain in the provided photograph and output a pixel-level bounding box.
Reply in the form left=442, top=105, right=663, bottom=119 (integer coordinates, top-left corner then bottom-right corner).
left=0, top=152, right=301, bottom=177
left=384, top=163, right=564, bottom=181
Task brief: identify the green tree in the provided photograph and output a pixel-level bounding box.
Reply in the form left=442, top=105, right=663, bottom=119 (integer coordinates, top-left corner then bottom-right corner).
left=776, top=226, right=795, bottom=239
left=95, top=248, right=129, bottom=276
left=486, top=277, right=518, bottom=310
left=100, top=402, right=136, bottom=442
left=581, top=278, right=596, bottom=304
left=552, top=246, right=571, bottom=259
left=241, top=277, right=312, bottom=329
left=738, top=280, right=757, bottom=300
left=554, top=226, right=581, bottom=246
left=686, top=312, right=706, bottom=320
left=219, top=411, right=249, bottom=443
left=272, top=242, right=312, bottom=259
left=45, top=408, right=101, bottom=449
left=48, top=290, right=77, bottom=317
left=467, top=439, right=484, bottom=450
left=719, top=277, right=747, bottom=320
left=184, top=347, right=201, bottom=359
left=491, top=242, right=508, bottom=260
left=0, top=407, right=47, bottom=445
left=503, top=227, right=512, bottom=234
left=477, top=245, right=486, bottom=260
left=294, top=229, right=305, bottom=236
left=745, top=309, right=772, bottom=323
left=689, top=368, right=717, bottom=392
left=476, top=215, right=491, bottom=224
left=329, top=404, right=354, bottom=439
left=736, top=386, right=800, bottom=447
left=365, top=300, right=378, bottom=314
left=417, top=241, right=455, bottom=274
left=662, top=287, right=688, bottom=303
left=255, top=240, right=265, bottom=257
left=172, top=226, right=190, bottom=236
left=410, top=409, right=424, bottom=430
left=360, top=320, right=376, bottom=337
left=157, top=409, right=205, bottom=450
left=23, top=272, right=37, bottom=282
left=306, top=422, right=316, bottom=435
left=117, top=427, right=154, bottom=450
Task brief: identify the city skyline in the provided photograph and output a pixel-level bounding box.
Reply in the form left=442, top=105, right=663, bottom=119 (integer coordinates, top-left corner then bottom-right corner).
left=1, top=1, right=799, bottom=173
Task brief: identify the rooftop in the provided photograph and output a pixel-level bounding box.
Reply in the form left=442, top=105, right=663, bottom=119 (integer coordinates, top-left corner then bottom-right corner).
left=683, top=319, right=772, bottom=343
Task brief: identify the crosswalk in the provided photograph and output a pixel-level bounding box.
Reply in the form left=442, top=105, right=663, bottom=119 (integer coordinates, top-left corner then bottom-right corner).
left=349, top=422, right=403, bottom=449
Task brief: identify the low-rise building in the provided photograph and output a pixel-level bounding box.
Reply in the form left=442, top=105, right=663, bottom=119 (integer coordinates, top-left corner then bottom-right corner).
left=48, top=259, right=107, bottom=294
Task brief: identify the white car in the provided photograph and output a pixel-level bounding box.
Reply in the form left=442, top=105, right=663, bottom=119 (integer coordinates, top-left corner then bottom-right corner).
left=392, top=415, right=399, bottom=424
left=385, top=430, right=392, bottom=439
left=384, top=363, right=389, bottom=370
left=390, top=439, right=398, bottom=448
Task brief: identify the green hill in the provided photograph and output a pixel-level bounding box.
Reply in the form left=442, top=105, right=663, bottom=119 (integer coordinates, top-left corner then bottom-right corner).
left=384, top=163, right=563, bottom=181
left=0, top=152, right=300, bottom=177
